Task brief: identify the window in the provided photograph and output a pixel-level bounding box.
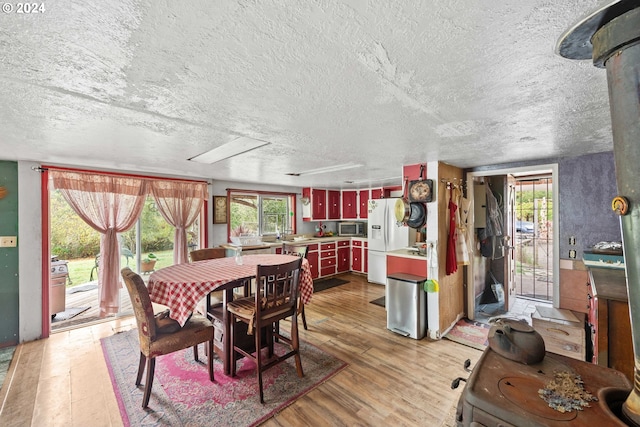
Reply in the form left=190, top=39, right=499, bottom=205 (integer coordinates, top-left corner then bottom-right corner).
left=228, top=191, right=295, bottom=237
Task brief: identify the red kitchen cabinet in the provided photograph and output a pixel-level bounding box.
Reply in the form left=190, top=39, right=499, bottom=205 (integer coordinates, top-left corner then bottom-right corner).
left=320, top=242, right=337, bottom=277
left=342, top=190, right=357, bottom=219
left=352, top=246, right=362, bottom=272
left=337, top=240, right=350, bottom=272
left=351, top=239, right=367, bottom=273
left=312, top=189, right=326, bottom=220
left=358, top=189, right=369, bottom=219
left=307, top=245, right=319, bottom=279
left=328, top=190, right=341, bottom=219
left=371, top=188, right=383, bottom=199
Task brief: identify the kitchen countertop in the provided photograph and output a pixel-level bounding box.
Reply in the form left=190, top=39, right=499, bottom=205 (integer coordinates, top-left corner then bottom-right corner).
left=221, top=236, right=366, bottom=251
left=588, top=267, right=628, bottom=302
left=387, top=248, right=428, bottom=260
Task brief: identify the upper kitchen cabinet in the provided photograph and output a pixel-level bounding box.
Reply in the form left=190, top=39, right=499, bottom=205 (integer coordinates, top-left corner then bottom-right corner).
left=342, top=191, right=358, bottom=219
left=358, top=189, right=369, bottom=219
left=302, top=187, right=326, bottom=221
left=313, top=189, right=327, bottom=220
left=328, top=190, right=341, bottom=219
left=304, top=186, right=384, bottom=221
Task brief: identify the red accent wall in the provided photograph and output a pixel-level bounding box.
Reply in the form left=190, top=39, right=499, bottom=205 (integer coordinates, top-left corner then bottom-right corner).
left=386, top=255, right=428, bottom=278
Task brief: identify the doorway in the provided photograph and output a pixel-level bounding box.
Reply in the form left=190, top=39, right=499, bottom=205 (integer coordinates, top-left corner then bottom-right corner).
left=513, top=175, right=554, bottom=301
left=49, top=191, right=199, bottom=332
left=466, top=164, right=558, bottom=323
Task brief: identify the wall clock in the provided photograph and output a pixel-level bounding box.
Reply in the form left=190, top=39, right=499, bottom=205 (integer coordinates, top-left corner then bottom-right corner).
left=213, top=196, right=228, bottom=224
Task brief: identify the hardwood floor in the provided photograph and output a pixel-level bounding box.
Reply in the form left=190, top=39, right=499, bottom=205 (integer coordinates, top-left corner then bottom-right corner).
left=0, top=273, right=481, bottom=427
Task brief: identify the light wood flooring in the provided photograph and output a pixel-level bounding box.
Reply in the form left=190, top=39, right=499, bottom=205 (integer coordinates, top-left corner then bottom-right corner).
left=0, top=273, right=481, bottom=427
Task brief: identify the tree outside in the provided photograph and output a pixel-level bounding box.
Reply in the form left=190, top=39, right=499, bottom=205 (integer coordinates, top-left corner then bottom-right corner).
left=51, top=191, right=193, bottom=287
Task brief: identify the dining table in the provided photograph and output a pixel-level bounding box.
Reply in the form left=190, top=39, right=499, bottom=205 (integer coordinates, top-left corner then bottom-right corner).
left=147, top=253, right=313, bottom=374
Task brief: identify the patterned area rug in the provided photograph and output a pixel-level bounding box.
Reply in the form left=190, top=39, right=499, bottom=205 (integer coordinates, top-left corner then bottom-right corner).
left=0, top=346, right=15, bottom=389
left=443, top=318, right=490, bottom=351
left=101, top=328, right=347, bottom=427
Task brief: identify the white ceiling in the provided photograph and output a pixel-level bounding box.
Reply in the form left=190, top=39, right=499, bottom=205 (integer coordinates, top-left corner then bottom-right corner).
left=0, top=0, right=613, bottom=189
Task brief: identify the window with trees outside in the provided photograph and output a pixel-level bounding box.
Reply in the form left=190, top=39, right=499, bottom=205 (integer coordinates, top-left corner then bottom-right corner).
left=228, top=191, right=295, bottom=237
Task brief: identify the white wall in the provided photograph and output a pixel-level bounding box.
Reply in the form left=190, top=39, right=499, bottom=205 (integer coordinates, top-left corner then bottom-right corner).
left=18, top=161, right=43, bottom=342
left=425, top=161, right=440, bottom=339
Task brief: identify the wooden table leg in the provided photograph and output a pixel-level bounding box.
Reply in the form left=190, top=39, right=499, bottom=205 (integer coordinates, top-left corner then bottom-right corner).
left=222, top=287, right=233, bottom=375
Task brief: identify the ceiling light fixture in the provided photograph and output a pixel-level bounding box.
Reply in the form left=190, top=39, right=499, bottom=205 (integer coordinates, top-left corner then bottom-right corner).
left=346, top=176, right=402, bottom=185
left=292, top=163, right=363, bottom=176
left=189, top=136, right=270, bottom=164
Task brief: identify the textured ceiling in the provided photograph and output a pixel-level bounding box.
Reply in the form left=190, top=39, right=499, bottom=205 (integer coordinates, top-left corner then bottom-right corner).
left=0, top=0, right=614, bottom=189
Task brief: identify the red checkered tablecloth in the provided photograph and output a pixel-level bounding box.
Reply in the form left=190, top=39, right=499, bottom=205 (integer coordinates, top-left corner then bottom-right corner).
left=147, top=254, right=313, bottom=326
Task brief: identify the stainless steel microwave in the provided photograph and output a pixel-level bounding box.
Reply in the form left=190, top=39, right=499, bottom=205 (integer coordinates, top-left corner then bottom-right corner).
left=338, top=222, right=365, bottom=237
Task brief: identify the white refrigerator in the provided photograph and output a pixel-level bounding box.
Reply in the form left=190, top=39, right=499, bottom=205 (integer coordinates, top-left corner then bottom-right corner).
left=367, top=198, right=416, bottom=285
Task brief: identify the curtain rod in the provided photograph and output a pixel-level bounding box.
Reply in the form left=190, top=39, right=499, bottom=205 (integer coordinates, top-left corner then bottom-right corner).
left=34, top=165, right=208, bottom=184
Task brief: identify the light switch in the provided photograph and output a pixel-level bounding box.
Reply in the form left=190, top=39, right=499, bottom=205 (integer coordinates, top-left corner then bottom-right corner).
left=569, top=236, right=576, bottom=245
left=0, top=236, right=17, bottom=247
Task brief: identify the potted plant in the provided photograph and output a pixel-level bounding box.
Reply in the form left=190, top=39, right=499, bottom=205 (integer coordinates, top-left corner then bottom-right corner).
left=141, top=253, right=158, bottom=273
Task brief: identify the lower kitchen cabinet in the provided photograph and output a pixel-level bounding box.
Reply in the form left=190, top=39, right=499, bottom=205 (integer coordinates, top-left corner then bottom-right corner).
left=305, top=243, right=319, bottom=279
left=337, top=241, right=350, bottom=273
left=588, top=267, right=634, bottom=383
left=275, top=238, right=365, bottom=279
left=320, top=242, right=337, bottom=277
left=351, top=239, right=367, bottom=274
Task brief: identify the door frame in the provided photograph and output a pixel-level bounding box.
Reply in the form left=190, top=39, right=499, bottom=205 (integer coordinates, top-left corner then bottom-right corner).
left=465, top=164, right=559, bottom=319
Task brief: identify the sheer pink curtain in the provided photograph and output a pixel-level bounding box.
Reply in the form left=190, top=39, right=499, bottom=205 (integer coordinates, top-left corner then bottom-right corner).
left=149, top=181, right=208, bottom=265
left=50, top=171, right=148, bottom=316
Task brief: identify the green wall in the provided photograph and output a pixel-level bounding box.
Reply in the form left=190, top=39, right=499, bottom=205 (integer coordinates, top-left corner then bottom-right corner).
left=0, top=161, right=19, bottom=345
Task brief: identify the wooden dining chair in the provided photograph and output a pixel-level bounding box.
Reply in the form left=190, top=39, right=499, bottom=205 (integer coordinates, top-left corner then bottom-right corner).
left=282, top=243, right=309, bottom=330
left=190, top=247, right=226, bottom=262
left=190, top=247, right=227, bottom=310
left=121, top=267, right=215, bottom=408
left=226, top=258, right=304, bottom=403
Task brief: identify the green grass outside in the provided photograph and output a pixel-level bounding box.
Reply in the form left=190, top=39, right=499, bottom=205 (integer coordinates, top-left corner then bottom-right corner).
left=65, top=249, right=175, bottom=288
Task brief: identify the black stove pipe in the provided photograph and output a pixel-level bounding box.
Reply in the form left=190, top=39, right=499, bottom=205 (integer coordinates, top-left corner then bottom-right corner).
left=557, top=1, right=640, bottom=424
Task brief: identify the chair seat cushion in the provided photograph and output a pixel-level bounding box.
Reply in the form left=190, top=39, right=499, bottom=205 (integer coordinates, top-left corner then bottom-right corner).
left=155, top=309, right=181, bottom=334
left=149, top=314, right=214, bottom=357
left=228, top=297, right=293, bottom=335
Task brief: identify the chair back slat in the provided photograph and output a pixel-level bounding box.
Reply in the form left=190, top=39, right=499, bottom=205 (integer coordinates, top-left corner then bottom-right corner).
left=190, top=247, right=226, bottom=262
left=121, top=267, right=157, bottom=344
left=255, top=258, right=302, bottom=319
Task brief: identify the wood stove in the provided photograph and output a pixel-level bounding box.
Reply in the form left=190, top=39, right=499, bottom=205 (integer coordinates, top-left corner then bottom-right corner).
left=455, top=347, right=632, bottom=426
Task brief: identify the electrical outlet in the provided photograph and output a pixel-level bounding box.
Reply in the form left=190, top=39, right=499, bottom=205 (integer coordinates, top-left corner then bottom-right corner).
left=569, top=249, right=576, bottom=259
left=0, top=236, right=17, bottom=247
left=569, top=236, right=576, bottom=245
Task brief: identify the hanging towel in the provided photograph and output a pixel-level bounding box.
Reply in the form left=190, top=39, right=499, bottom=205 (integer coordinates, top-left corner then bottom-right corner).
left=424, top=243, right=440, bottom=292
left=446, top=186, right=458, bottom=275
left=455, top=188, right=470, bottom=266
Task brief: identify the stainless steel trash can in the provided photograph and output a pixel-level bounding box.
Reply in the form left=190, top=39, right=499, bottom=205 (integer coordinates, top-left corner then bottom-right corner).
left=386, top=273, right=427, bottom=339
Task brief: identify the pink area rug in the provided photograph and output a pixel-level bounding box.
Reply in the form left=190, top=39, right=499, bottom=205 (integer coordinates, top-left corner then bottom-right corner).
left=444, top=318, right=490, bottom=351
left=101, top=328, right=347, bottom=427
